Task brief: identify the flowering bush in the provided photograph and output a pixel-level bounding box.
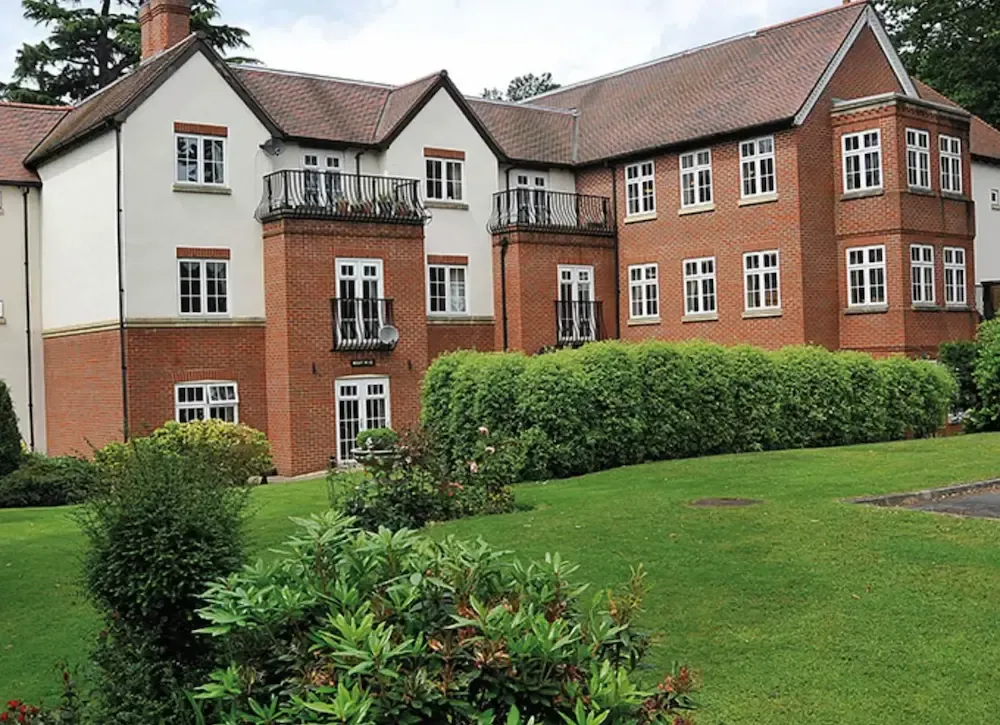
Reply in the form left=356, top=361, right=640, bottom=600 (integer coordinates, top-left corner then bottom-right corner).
left=2, top=701, right=41, bottom=724
left=194, top=512, right=698, bottom=724
left=328, top=426, right=519, bottom=531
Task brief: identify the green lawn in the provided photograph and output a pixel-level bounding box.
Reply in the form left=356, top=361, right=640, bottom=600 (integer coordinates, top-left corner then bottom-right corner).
left=5, top=435, right=1000, bottom=723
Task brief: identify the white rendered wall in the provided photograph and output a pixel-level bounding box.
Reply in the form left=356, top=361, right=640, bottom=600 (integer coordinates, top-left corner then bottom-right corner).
left=120, top=51, right=272, bottom=321
left=382, top=87, right=499, bottom=319
left=973, top=160, right=1000, bottom=305
left=0, top=186, right=45, bottom=449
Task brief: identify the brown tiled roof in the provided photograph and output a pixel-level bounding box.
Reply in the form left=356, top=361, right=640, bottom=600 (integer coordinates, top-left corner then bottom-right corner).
left=0, top=102, right=69, bottom=183
left=233, top=66, right=391, bottom=145
left=913, top=79, right=1000, bottom=162
left=27, top=35, right=201, bottom=164
left=375, top=73, right=443, bottom=142
left=523, top=1, right=868, bottom=164
left=466, top=99, right=576, bottom=165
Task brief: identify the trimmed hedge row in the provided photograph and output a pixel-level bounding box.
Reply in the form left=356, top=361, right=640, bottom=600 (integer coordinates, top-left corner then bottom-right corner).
left=422, top=341, right=957, bottom=481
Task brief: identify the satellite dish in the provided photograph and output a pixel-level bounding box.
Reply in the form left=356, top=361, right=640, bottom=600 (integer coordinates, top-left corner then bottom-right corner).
left=378, top=325, right=400, bottom=346
left=261, top=138, right=286, bottom=157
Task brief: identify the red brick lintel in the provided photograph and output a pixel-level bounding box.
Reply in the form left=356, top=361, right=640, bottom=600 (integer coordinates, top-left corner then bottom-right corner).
left=176, top=247, right=231, bottom=259
left=174, top=122, right=229, bottom=137
left=423, top=147, right=465, bottom=160
left=427, top=254, right=469, bottom=265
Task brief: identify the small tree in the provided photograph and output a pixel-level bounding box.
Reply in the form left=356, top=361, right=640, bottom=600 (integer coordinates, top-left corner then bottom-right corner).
left=0, top=380, right=23, bottom=477
left=77, top=439, right=252, bottom=723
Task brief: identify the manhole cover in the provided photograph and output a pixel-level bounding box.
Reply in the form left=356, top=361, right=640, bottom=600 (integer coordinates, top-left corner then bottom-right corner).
left=690, top=498, right=762, bottom=508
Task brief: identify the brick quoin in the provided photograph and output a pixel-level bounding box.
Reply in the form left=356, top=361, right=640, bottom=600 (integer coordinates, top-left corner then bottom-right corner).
left=263, top=218, right=429, bottom=475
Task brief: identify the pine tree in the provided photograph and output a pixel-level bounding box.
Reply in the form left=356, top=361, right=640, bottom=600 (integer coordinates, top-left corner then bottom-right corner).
left=482, top=72, right=561, bottom=102
left=2, top=0, right=255, bottom=105
left=879, top=0, right=1000, bottom=128
left=0, top=381, right=23, bottom=478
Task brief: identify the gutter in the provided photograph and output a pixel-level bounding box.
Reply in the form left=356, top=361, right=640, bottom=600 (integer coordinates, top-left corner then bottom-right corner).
left=115, top=123, right=129, bottom=441
left=20, top=187, right=35, bottom=450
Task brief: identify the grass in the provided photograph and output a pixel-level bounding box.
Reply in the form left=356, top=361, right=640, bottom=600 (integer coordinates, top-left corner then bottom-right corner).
left=4, top=435, right=1000, bottom=723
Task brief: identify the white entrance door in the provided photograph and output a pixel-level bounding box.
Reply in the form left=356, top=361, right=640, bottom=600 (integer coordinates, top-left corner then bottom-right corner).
left=514, top=173, right=549, bottom=224
left=558, top=265, right=596, bottom=343
left=336, top=377, right=391, bottom=463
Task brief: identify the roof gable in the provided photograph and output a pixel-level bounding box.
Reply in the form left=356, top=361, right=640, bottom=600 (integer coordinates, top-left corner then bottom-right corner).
left=26, top=35, right=280, bottom=166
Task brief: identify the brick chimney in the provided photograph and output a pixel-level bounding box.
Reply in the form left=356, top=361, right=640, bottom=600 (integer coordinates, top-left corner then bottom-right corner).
left=139, top=0, right=191, bottom=60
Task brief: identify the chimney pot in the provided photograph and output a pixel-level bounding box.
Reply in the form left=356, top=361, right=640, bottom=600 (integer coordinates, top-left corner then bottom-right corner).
left=139, top=0, right=191, bottom=61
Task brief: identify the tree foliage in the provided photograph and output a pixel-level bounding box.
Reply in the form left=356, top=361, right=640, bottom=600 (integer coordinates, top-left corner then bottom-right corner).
left=0, top=381, right=22, bottom=478
left=1, top=0, right=255, bottom=105
left=482, top=72, right=561, bottom=102
left=878, top=0, right=1000, bottom=128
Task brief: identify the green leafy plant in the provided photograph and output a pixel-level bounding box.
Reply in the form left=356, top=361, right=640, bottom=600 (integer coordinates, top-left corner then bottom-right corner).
left=95, top=419, right=272, bottom=487
left=939, top=339, right=979, bottom=417
left=424, top=342, right=957, bottom=481
left=0, top=454, right=100, bottom=509
left=0, top=380, right=22, bottom=478
left=355, top=427, right=400, bottom=452
left=194, top=512, right=697, bottom=724
left=970, top=320, right=1000, bottom=431
left=76, top=440, right=252, bottom=724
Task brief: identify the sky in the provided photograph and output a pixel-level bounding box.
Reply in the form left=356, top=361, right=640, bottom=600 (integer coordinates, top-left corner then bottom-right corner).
left=0, top=0, right=836, bottom=95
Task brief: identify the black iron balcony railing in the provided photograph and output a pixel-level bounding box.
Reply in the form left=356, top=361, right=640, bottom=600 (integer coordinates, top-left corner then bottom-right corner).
left=555, top=300, right=604, bottom=346
left=331, top=298, right=397, bottom=352
left=257, top=170, right=430, bottom=224
left=488, top=189, right=615, bottom=235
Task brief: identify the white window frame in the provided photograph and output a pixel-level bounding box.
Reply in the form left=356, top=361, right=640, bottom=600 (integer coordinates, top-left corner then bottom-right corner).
left=680, top=149, right=713, bottom=208
left=428, top=263, right=468, bottom=315
left=683, top=257, right=717, bottom=315
left=842, top=130, right=882, bottom=193
left=944, top=246, right=967, bottom=307
left=628, top=263, right=659, bottom=319
left=177, top=257, right=230, bottom=316
left=335, top=376, right=391, bottom=464
left=625, top=161, right=656, bottom=217
left=740, top=136, right=776, bottom=198
left=425, top=157, right=464, bottom=201
left=991, top=189, right=1000, bottom=209
left=174, top=381, right=239, bottom=424
left=940, top=135, right=963, bottom=195
left=846, top=245, right=887, bottom=308
left=905, top=129, right=931, bottom=191
left=175, top=132, right=227, bottom=186
left=743, top=250, right=781, bottom=311
left=910, top=244, right=935, bottom=305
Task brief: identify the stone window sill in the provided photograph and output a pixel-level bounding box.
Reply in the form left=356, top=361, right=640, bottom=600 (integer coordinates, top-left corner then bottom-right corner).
left=941, top=192, right=970, bottom=202
left=678, top=203, right=715, bottom=217
left=427, top=315, right=494, bottom=325
left=738, top=194, right=779, bottom=207
left=841, top=189, right=883, bottom=201
left=945, top=305, right=974, bottom=312
left=173, top=183, right=232, bottom=195
left=911, top=303, right=941, bottom=312
left=627, top=316, right=661, bottom=326
left=743, top=308, right=782, bottom=319
left=425, top=200, right=469, bottom=211
left=907, top=187, right=935, bottom=197
left=682, top=312, right=719, bottom=323
left=844, top=304, right=888, bottom=315
left=624, top=212, right=657, bottom=224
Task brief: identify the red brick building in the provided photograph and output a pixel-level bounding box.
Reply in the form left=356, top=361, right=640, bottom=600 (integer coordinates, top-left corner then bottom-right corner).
left=3, top=0, right=998, bottom=474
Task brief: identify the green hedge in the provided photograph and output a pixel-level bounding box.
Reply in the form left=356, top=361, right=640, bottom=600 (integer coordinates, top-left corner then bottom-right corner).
left=422, top=341, right=957, bottom=481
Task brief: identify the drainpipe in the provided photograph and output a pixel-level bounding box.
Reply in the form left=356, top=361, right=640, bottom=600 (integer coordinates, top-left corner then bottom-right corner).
left=610, top=163, right=621, bottom=339
left=20, top=187, right=35, bottom=450
left=115, top=123, right=129, bottom=441
left=500, top=236, right=510, bottom=351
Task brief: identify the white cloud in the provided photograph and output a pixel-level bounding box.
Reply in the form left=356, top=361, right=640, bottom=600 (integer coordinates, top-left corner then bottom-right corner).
left=242, top=0, right=832, bottom=94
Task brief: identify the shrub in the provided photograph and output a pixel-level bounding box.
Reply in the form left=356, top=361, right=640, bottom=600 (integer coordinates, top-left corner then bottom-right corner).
left=971, top=320, right=1000, bottom=431
left=77, top=440, right=252, bottom=724
left=95, top=420, right=272, bottom=487
left=329, top=427, right=518, bottom=531
left=0, top=454, right=100, bottom=509
left=355, top=427, right=399, bottom=451
left=194, top=512, right=697, bottom=724
left=425, top=342, right=956, bottom=481
left=939, top=339, right=979, bottom=415
left=0, top=380, right=22, bottom=478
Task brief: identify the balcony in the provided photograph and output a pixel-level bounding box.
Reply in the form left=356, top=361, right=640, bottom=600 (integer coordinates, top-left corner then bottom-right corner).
left=331, top=298, right=398, bottom=352
left=257, top=170, right=430, bottom=225
left=488, top=190, right=615, bottom=236
left=555, top=300, right=605, bottom=347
